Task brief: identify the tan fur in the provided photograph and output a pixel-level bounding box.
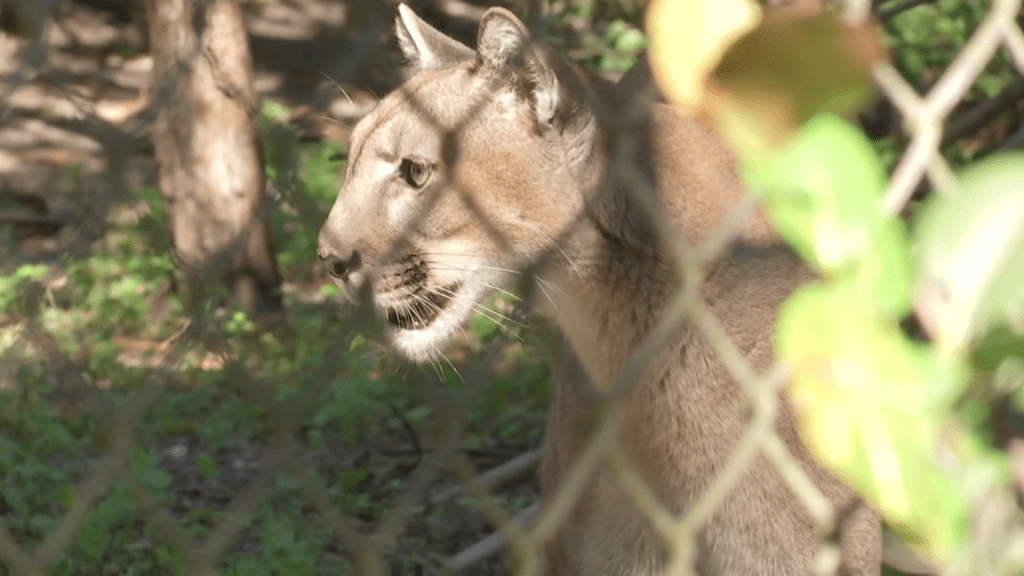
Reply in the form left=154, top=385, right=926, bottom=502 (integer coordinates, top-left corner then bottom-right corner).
left=317, top=5, right=881, bottom=574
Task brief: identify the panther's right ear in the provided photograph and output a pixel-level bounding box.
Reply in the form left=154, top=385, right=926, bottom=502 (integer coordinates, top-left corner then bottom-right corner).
left=396, top=4, right=474, bottom=72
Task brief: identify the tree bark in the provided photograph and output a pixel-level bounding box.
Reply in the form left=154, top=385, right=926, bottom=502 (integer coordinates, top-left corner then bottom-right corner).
left=144, top=0, right=282, bottom=313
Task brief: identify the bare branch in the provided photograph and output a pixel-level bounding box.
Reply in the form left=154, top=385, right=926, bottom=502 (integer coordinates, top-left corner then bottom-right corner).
left=444, top=503, right=539, bottom=573
left=941, top=76, right=1024, bottom=147
left=430, top=449, right=542, bottom=505
left=876, top=0, right=936, bottom=20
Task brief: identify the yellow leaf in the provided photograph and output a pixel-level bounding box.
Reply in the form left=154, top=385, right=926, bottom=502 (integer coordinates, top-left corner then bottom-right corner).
left=646, top=0, right=762, bottom=109
left=710, top=16, right=883, bottom=157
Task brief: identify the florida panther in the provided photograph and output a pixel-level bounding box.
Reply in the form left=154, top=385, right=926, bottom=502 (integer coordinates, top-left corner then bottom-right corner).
left=317, top=5, right=881, bottom=574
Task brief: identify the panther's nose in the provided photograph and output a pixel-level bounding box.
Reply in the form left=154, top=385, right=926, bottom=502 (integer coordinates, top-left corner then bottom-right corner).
left=317, top=237, right=361, bottom=282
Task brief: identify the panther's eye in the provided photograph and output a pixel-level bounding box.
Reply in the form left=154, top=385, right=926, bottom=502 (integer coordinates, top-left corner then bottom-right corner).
left=399, top=158, right=433, bottom=189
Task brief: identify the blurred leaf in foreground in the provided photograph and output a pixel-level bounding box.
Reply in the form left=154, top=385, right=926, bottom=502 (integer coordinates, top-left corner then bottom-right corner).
left=645, top=0, right=761, bottom=109
left=746, top=115, right=912, bottom=317
left=777, top=282, right=974, bottom=561
left=710, top=16, right=883, bottom=157
left=971, top=326, right=1024, bottom=374
left=914, top=153, right=1024, bottom=354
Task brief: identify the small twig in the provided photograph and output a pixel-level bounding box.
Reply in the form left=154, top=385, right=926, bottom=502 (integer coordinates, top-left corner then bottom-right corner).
left=430, top=448, right=542, bottom=505
left=444, top=502, right=540, bottom=573
left=941, top=76, right=1024, bottom=147
left=875, top=0, right=936, bottom=20
left=386, top=400, right=424, bottom=469
left=153, top=318, right=193, bottom=361
left=998, top=123, right=1024, bottom=150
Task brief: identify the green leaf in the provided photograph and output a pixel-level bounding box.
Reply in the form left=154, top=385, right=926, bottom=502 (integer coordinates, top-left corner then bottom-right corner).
left=230, top=554, right=270, bottom=576
left=139, top=466, right=173, bottom=489
left=259, top=99, right=292, bottom=123
left=14, top=264, right=47, bottom=280
left=405, top=405, right=430, bottom=424
left=28, top=513, right=54, bottom=534
left=3, top=487, right=29, bottom=518
left=914, top=152, right=1024, bottom=351
left=130, top=445, right=173, bottom=489
left=340, top=467, right=368, bottom=489
left=57, top=483, right=76, bottom=507
left=604, top=19, right=628, bottom=42
left=470, top=310, right=500, bottom=341
left=748, top=114, right=911, bottom=316
left=129, top=445, right=149, bottom=475
left=197, top=453, right=217, bottom=479
left=970, top=326, right=1024, bottom=373
left=615, top=28, right=647, bottom=53
left=776, top=282, right=973, bottom=561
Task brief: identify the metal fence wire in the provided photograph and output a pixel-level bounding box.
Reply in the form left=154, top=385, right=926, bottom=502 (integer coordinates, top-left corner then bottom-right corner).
left=1, top=0, right=1024, bottom=575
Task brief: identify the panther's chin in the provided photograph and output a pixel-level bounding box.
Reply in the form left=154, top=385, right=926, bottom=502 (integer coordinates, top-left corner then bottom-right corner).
left=383, top=280, right=489, bottom=362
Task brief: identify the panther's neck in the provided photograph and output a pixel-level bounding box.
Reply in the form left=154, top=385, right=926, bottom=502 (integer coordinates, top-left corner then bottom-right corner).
left=538, top=82, right=763, bottom=390
left=534, top=93, right=674, bottom=390
left=540, top=238, right=678, bottom=393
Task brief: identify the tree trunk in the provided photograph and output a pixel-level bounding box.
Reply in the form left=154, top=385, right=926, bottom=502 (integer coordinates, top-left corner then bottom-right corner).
left=144, top=0, right=282, bottom=313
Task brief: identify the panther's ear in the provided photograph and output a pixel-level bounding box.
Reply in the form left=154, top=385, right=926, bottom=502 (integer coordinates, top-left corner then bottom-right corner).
left=476, top=8, right=561, bottom=127
left=396, top=4, right=474, bottom=72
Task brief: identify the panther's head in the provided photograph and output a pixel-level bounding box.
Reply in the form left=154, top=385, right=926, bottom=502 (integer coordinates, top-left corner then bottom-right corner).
left=316, top=5, right=602, bottom=361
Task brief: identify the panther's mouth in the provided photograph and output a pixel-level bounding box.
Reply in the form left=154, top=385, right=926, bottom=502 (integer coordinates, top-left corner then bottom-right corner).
left=382, top=269, right=500, bottom=362
left=384, top=283, right=461, bottom=330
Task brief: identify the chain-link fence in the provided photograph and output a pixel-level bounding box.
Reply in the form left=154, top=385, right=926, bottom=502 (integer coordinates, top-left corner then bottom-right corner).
left=1, top=0, right=1023, bottom=575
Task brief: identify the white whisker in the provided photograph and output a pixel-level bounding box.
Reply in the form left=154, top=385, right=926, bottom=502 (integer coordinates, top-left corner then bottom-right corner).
left=362, top=345, right=390, bottom=364
left=433, top=285, right=526, bottom=330
left=477, top=303, right=527, bottom=329
left=536, top=276, right=564, bottom=295
left=518, top=220, right=582, bottom=276
left=318, top=70, right=354, bottom=106
left=440, top=353, right=464, bottom=383
left=423, top=259, right=524, bottom=276
left=432, top=357, right=444, bottom=381
left=485, top=284, right=522, bottom=303
left=318, top=114, right=353, bottom=128
left=535, top=279, right=558, bottom=311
